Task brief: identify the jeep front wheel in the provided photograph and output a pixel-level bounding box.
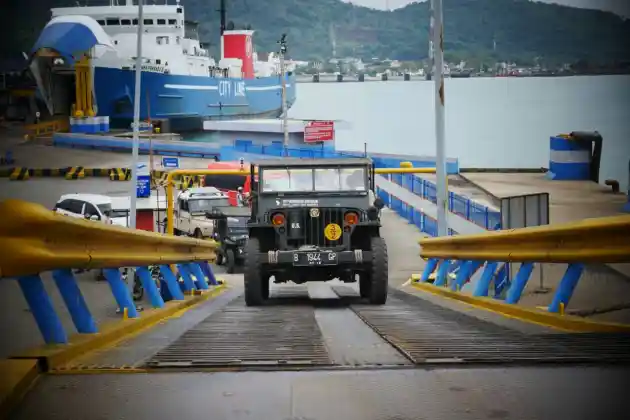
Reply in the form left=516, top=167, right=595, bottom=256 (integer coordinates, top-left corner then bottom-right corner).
left=244, top=237, right=265, bottom=306
left=225, top=248, right=236, bottom=274
left=367, top=236, right=388, bottom=304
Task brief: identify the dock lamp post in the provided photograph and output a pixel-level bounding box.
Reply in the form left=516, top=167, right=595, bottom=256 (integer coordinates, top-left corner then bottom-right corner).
left=129, top=0, right=144, bottom=230
left=278, top=34, right=289, bottom=156
left=432, top=0, right=448, bottom=237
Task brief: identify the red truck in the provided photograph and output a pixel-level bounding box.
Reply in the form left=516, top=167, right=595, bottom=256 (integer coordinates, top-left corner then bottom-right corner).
left=203, top=161, right=252, bottom=206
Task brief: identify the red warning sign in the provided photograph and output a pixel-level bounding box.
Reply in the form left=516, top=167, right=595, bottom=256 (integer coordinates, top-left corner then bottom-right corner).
left=304, top=120, right=335, bottom=143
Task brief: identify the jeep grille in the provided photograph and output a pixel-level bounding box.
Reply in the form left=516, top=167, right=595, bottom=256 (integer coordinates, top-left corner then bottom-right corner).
left=269, top=208, right=366, bottom=249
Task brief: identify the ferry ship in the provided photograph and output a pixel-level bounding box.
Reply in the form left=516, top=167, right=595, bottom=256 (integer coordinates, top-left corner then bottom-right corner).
left=29, top=0, right=296, bottom=130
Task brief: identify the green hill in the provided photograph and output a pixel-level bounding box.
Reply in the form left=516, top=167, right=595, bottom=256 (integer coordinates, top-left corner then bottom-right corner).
left=3, top=0, right=630, bottom=68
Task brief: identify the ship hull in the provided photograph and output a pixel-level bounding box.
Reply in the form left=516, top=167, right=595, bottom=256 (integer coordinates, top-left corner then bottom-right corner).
left=93, top=67, right=297, bottom=129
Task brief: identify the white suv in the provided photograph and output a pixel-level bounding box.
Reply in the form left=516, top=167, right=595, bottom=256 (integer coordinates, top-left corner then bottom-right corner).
left=54, top=193, right=128, bottom=227
left=174, top=187, right=232, bottom=238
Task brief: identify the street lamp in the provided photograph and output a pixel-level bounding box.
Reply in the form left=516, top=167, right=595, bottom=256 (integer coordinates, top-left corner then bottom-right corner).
left=432, top=0, right=448, bottom=236
left=129, top=0, right=144, bottom=230
left=278, top=34, right=289, bottom=156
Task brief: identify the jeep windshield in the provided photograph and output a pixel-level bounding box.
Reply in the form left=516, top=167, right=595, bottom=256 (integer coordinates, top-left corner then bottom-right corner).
left=261, top=167, right=367, bottom=192
left=189, top=197, right=231, bottom=214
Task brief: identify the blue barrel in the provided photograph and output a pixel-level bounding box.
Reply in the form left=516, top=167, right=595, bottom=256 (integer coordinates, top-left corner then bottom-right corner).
left=99, top=116, right=110, bottom=132
left=548, top=136, right=592, bottom=180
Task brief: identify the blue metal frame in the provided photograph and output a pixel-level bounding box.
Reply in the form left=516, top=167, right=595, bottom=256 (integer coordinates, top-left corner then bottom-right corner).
left=52, top=269, right=97, bottom=334
left=17, top=275, right=68, bottom=344
left=9, top=261, right=221, bottom=345
left=103, top=268, right=139, bottom=318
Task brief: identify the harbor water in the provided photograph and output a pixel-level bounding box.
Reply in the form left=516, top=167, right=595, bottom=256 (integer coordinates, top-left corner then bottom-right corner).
left=188, top=75, right=630, bottom=191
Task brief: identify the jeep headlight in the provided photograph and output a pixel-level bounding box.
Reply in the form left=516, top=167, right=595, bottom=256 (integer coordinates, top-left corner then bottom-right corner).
left=309, top=208, right=320, bottom=218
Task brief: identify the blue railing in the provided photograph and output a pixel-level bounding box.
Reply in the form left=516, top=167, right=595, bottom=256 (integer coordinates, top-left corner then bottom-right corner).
left=388, top=173, right=501, bottom=231
left=376, top=187, right=456, bottom=237
left=230, top=140, right=461, bottom=173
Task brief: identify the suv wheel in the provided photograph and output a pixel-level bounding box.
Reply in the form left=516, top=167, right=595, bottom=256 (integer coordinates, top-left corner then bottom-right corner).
left=244, top=237, right=265, bottom=306
left=367, top=236, right=388, bottom=305
left=225, top=248, right=236, bottom=274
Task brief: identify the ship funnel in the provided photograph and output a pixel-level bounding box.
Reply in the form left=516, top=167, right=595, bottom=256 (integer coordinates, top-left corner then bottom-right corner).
left=222, top=30, right=255, bottom=79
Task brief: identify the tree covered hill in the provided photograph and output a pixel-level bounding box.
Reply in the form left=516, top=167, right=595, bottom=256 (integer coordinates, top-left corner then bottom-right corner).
left=3, top=0, right=629, bottom=67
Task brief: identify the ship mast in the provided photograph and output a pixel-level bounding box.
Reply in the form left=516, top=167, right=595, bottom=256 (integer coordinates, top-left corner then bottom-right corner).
left=220, top=0, right=226, bottom=35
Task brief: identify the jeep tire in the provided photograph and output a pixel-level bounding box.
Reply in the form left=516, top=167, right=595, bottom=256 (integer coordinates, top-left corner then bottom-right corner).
left=244, top=237, right=265, bottom=306
left=367, top=236, right=388, bottom=304
left=225, top=248, right=236, bottom=274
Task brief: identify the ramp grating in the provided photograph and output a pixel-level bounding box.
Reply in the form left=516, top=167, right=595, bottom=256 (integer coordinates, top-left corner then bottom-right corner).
left=146, top=296, right=331, bottom=368
left=352, top=289, right=630, bottom=365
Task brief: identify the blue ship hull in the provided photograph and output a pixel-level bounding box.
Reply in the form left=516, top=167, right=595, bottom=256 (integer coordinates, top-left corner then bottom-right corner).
left=93, top=67, right=297, bottom=129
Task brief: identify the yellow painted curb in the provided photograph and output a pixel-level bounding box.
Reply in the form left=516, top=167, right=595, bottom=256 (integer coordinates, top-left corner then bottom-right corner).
left=411, top=282, right=630, bottom=333
left=0, top=359, right=40, bottom=419
left=10, top=284, right=226, bottom=370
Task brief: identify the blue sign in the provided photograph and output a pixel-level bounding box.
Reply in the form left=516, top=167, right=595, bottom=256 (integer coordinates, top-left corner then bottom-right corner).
left=162, top=157, right=180, bottom=168
left=136, top=175, right=151, bottom=198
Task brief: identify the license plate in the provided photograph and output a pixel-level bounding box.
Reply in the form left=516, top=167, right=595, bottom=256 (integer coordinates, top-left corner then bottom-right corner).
left=293, top=251, right=338, bottom=266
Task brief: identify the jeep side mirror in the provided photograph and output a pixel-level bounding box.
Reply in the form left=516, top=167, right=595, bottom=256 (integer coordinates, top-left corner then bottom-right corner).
left=89, top=214, right=99, bottom=221
left=373, top=197, right=385, bottom=210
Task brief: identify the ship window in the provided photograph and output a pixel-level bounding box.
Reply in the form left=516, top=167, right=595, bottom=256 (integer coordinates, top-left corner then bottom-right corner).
left=168, top=19, right=176, bottom=25
left=157, top=19, right=166, bottom=25
left=96, top=20, right=105, bottom=26
left=121, top=19, right=131, bottom=25
left=143, top=19, right=153, bottom=25
left=176, top=36, right=181, bottom=44
left=156, top=59, right=161, bottom=65
left=133, top=19, right=138, bottom=25
left=156, top=36, right=169, bottom=45
left=177, top=7, right=182, bottom=13
left=106, top=18, right=120, bottom=25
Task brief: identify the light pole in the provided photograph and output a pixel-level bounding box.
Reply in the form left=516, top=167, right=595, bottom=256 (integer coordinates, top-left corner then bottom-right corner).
left=432, top=0, right=448, bottom=236
left=129, top=0, right=144, bottom=230
left=278, top=34, right=289, bottom=156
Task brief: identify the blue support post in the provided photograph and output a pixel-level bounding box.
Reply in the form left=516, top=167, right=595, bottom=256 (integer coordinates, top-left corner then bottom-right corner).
left=473, top=261, right=497, bottom=297
left=189, top=263, right=209, bottom=290
left=103, top=268, right=139, bottom=318
left=52, top=269, right=98, bottom=334
left=420, top=258, right=439, bottom=282
left=18, top=275, right=68, bottom=344
left=548, top=263, right=584, bottom=313
left=452, top=260, right=473, bottom=291
left=493, top=264, right=511, bottom=298
left=434, top=259, right=451, bottom=287
left=202, top=261, right=219, bottom=285
left=135, top=266, right=165, bottom=308
left=177, top=264, right=197, bottom=292
left=504, top=263, right=535, bottom=304
left=159, top=265, right=185, bottom=300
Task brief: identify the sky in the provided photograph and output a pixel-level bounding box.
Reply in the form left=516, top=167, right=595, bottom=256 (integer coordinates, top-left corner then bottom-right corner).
left=343, top=0, right=630, bottom=18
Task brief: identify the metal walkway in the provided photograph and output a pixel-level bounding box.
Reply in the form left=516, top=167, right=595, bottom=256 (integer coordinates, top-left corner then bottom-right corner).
left=142, top=286, right=630, bottom=370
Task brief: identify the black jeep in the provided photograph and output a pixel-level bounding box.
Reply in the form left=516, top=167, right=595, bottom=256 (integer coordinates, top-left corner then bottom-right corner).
left=244, top=158, right=387, bottom=306
left=207, top=206, right=250, bottom=273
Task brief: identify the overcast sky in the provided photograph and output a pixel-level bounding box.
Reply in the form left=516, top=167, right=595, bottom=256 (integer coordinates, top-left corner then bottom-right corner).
left=343, top=0, right=630, bottom=17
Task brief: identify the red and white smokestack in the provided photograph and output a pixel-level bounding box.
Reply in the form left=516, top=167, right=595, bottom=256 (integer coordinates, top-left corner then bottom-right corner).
left=221, top=30, right=255, bottom=79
